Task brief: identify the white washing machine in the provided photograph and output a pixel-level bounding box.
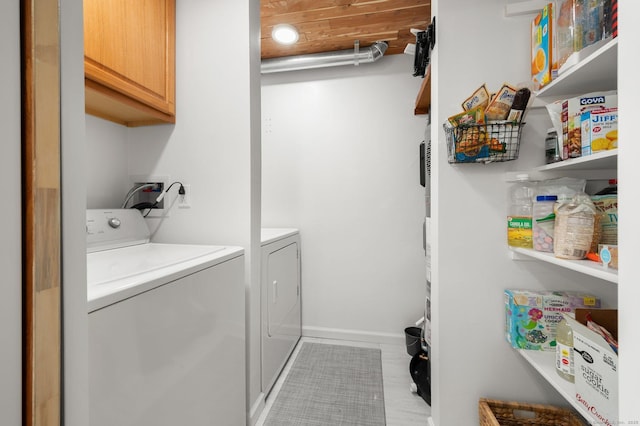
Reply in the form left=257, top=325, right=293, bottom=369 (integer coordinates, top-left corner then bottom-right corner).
left=260, top=228, right=301, bottom=395
left=86, top=209, right=246, bottom=426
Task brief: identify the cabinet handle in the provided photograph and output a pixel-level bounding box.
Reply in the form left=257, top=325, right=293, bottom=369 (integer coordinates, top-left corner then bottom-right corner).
left=272, top=280, right=278, bottom=302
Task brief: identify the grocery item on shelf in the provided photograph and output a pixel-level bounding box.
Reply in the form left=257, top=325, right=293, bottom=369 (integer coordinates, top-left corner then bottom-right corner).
left=581, top=107, right=618, bottom=156
left=567, top=309, right=618, bottom=425
left=599, top=244, right=618, bottom=269
left=610, top=0, right=617, bottom=37
left=594, top=178, right=617, bottom=195
left=554, top=193, right=597, bottom=259
left=504, top=290, right=601, bottom=351
left=545, top=101, right=566, bottom=159
left=506, top=88, right=532, bottom=122
left=507, top=174, right=535, bottom=249
left=583, top=0, right=604, bottom=48
left=450, top=82, right=533, bottom=126
left=551, top=0, right=615, bottom=77
left=562, top=90, right=617, bottom=159
left=556, top=0, right=581, bottom=71
left=447, top=105, right=485, bottom=127
left=555, top=313, right=575, bottom=382
left=545, top=128, right=561, bottom=164
left=461, top=83, right=490, bottom=111
left=485, top=83, right=518, bottom=121
left=592, top=179, right=618, bottom=245
left=537, top=177, right=586, bottom=196
left=531, top=3, right=555, bottom=89
left=533, top=195, right=557, bottom=252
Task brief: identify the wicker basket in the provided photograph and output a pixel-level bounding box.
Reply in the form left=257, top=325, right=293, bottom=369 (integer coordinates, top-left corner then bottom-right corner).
left=479, top=398, right=586, bottom=426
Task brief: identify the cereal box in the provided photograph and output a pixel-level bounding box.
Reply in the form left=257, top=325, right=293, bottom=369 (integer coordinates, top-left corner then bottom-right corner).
left=531, top=3, right=554, bottom=89
left=504, top=290, right=601, bottom=351
left=581, top=107, right=618, bottom=156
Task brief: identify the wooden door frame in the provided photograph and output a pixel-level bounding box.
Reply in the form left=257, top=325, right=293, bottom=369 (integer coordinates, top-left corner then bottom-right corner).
left=22, top=0, right=62, bottom=424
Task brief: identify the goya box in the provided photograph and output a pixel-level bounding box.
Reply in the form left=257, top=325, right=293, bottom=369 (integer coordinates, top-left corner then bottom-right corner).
left=504, top=290, right=600, bottom=351
left=531, top=3, right=554, bottom=89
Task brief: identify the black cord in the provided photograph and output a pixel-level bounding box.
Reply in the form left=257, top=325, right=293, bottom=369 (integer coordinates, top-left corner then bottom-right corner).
left=130, top=181, right=186, bottom=217
left=165, top=181, right=185, bottom=195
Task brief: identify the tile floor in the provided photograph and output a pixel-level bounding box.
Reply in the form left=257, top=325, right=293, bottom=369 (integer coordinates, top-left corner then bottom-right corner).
left=255, top=337, right=431, bottom=426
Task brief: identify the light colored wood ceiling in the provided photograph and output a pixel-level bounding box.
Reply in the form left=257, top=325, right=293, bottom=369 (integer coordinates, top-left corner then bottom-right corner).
left=261, top=0, right=431, bottom=59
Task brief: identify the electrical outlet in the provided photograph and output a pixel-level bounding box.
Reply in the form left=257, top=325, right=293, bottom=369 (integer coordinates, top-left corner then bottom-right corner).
left=178, top=184, right=191, bottom=209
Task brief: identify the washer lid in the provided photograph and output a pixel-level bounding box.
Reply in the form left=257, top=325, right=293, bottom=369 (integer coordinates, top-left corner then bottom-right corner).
left=87, top=243, right=240, bottom=313
left=87, top=243, right=226, bottom=286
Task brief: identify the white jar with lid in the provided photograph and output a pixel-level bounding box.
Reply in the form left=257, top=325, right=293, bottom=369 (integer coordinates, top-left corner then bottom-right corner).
left=533, top=195, right=557, bottom=252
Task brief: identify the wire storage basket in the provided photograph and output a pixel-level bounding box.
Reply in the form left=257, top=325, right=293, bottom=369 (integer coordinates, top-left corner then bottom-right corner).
left=478, top=398, right=587, bottom=426
left=444, top=121, right=524, bottom=164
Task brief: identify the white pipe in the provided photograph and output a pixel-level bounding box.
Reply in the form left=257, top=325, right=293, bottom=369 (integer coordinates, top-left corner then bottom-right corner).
left=261, top=41, right=388, bottom=74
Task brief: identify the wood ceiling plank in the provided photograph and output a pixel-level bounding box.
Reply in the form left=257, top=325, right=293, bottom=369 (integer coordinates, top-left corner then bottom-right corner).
left=262, top=0, right=381, bottom=17
left=261, top=0, right=429, bottom=26
left=325, top=7, right=429, bottom=29
left=263, top=9, right=427, bottom=42
left=261, top=32, right=400, bottom=59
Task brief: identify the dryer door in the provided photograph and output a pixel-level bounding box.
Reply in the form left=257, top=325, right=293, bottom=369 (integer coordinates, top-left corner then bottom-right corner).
left=262, top=240, right=301, bottom=394
left=267, top=242, right=300, bottom=338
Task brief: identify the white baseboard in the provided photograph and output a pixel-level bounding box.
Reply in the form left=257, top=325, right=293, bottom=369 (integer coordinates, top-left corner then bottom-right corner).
left=302, top=325, right=405, bottom=346
left=248, top=393, right=265, bottom=426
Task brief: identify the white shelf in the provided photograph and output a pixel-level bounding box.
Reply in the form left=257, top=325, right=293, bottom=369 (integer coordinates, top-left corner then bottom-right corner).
left=534, top=38, right=617, bottom=102
left=516, top=350, right=591, bottom=422
left=504, top=0, right=552, bottom=16
left=534, top=149, right=618, bottom=172
left=510, top=247, right=618, bottom=283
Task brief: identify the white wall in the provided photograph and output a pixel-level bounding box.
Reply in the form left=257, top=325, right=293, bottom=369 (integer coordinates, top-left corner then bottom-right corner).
left=85, top=115, right=129, bottom=209
left=430, top=1, right=618, bottom=425
left=262, top=55, right=427, bottom=343
left=61, top=0, right=90, bottom=424
left=618, top=1, right=640, bottom=422
left=0, top=2, right=22, bottom=424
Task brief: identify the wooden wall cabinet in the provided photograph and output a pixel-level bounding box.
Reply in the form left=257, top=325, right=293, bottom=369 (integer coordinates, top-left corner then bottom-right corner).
left=84, top=0, right=175, bottom=127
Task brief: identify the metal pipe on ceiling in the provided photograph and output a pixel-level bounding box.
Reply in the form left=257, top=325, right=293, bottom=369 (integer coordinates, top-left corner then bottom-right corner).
left=261, top=41, right=388, bottom=74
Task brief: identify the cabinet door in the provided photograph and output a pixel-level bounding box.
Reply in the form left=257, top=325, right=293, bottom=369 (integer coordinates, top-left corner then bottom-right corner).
left=84, top=0, right=175, bottom=126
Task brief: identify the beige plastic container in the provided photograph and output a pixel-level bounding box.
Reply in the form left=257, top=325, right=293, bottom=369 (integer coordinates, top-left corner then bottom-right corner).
left=554, top=193, right=596, bottom=259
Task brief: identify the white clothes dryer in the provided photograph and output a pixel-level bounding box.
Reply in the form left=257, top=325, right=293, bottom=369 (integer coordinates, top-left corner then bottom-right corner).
left=260, top=228, right=301, bottom=396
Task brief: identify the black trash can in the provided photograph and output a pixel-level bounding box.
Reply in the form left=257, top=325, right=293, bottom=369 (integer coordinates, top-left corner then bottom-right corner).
left=404, top=326, right=422, bottom=356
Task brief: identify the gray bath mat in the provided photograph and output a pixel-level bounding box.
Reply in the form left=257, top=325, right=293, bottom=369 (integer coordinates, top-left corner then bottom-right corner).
left=264, top=342, right=386, bottom=426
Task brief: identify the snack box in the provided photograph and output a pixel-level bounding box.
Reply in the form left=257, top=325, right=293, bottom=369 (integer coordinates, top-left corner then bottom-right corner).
left=565, top=309, right=618, bottom=426
left=504, top=289, right=600, bottom=351
left=561, top=91, right=617, bottom=159
left=581, top=107, right=618, bottom=156
left=531, top=3, right=555, bottom=89
left=555, top=0, right=579, bottom=71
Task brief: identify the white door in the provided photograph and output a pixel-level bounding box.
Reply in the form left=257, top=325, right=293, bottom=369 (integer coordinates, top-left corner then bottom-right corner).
left=0, top=1, right=23, bottom=424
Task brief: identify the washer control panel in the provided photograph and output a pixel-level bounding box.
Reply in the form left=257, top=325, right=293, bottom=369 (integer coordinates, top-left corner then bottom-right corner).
left=86, top=209, right=150, bottom=252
